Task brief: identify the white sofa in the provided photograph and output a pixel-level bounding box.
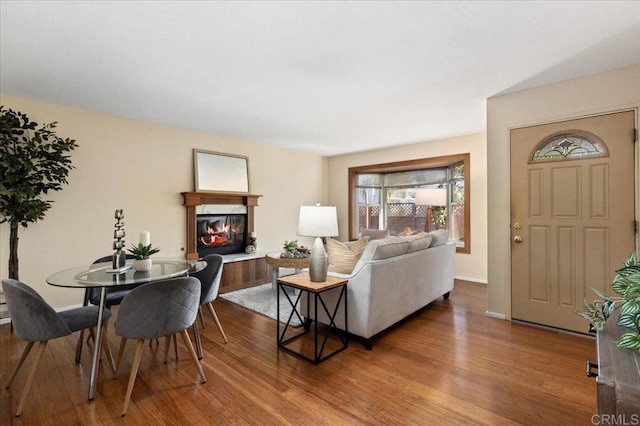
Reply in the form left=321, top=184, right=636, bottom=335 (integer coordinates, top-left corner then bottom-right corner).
left=302, top=233, right=455, bottom=349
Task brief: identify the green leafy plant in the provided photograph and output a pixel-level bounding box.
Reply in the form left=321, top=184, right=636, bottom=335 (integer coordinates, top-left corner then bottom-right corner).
left=577, top=252, right=640, bottom=352
left=127, top=243, right=160, bottom=260
left=0, top=106, right=78, bottom=280
left=282, top=240, right=307, bottom=258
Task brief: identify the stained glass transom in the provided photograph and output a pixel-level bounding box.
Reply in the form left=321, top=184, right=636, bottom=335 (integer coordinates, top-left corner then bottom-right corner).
left=530, top=132, right=607, bottom=163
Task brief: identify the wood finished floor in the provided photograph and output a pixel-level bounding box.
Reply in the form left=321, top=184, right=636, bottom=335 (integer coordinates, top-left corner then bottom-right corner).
left=0, top=281, right=597, bottom=425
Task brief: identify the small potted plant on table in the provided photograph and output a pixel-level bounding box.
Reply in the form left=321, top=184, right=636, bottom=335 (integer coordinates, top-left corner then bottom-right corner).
left=128, top=243, right=160, bottom=272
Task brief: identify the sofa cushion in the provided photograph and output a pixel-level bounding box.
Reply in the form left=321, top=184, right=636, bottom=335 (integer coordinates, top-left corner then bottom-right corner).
left=360, top=229, right=389, bottom=240
left=326, top=237, right=369, bottom=274
left=428, top=229, right=449, bottom=247
left=403, top=234, right=433, bottom=253
left=370, top=236, right=410, bottom=260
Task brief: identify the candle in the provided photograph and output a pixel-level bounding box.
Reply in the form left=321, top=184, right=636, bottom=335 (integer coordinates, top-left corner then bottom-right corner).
left=140, top=231, right=151, bottom=246
left=250, top=232, right=256, bottom=238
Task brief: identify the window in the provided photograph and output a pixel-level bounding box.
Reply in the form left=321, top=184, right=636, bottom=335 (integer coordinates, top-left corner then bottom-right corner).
left=349, top=154, right=470, bottom=253
left=530, top=131, right=607, bottom=163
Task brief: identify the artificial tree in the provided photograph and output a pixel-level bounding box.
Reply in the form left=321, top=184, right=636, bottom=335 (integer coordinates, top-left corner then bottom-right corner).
left=0, top=106, right=78, bottom=280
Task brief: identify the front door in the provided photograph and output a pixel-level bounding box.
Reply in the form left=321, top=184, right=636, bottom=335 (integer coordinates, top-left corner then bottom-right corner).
left=510, top=110, right=636, bottom=333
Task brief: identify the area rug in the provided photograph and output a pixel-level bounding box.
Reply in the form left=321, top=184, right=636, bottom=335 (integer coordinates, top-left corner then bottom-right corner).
left=220, top=283, right=302, bottom=327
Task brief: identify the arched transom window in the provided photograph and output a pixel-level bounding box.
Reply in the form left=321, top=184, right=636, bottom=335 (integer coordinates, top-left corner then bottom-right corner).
left=530, top=131, right=608, bottom=163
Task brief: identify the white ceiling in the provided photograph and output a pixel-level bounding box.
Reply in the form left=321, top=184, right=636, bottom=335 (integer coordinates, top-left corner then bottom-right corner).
left=1, top=1, right=639, bottom=156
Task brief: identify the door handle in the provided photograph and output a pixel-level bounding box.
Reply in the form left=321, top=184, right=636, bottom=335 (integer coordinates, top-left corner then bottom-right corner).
left=513, top=235, right=523, bottom=243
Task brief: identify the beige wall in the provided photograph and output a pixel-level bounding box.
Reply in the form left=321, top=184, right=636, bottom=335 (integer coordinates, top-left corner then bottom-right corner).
left=487, top=64, right=640, bottom=319
left=0, top=95, right=327, bottom=309
left=327, top=133, right=488, bottom=283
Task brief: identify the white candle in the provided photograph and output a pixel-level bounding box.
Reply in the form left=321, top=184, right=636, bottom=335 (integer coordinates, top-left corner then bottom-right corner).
left=250, top=232, right=256, bottom=238
left=140, top=231, right=151, bottom=246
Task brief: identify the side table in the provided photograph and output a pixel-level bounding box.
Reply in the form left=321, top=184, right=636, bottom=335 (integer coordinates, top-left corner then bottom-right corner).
left=265, top=252, right=310, bottom=290
left=276, top=272, right=348, bottom=364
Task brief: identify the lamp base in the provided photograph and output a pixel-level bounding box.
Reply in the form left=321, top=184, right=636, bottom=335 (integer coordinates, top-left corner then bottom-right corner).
left=308, top=237, right=328, bottom=282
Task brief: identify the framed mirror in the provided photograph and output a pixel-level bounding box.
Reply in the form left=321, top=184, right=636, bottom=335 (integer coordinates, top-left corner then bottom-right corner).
left=193, top=149, right=250, bottom=193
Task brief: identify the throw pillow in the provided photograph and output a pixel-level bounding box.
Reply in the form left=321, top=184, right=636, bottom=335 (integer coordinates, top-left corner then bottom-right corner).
left=398, top=227, right=423, bottom=236
left=326, top=237, right=370, bottom=274
left=428, top=229, right=449, bottom=247
left=360, top=229, right=389, bottom=240
left=397, top=226, right=413, bottom=237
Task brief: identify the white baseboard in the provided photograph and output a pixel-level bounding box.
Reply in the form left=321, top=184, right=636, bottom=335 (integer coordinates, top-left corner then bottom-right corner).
left=454, top=275, right=488, bottom=284
left=485, top=311, right=506, bottom=320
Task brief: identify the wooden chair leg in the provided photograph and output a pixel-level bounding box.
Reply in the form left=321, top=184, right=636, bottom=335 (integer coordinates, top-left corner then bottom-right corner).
left=192, top=320, right=203, bottom=360
left=115, top=337, right=128, bottom=377
left=75, top=289, right=91, bottom=363
left=15, top=341, right=48, bottom=417
left=121, top=339, right=145, bottom=417
left=207, top=303, right=228, bottom=343
left=198, top=306, right=205, bottom=329
left=180, top=330, right=206, bottom=384
left=6, top=341, right=34, bottom=388
left=101, top=321, right=116, bottom=374
left=75, top=329, right=85, bottom=363
left=163, top=335, right=179, bottom=363
left=163, top=335, right=171, bottom=363
left=173, top=333, right=178, bottom=360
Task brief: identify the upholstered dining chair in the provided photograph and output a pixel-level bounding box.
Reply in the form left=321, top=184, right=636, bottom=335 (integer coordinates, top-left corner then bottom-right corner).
left=114, top=277, right=206, bottom=416
left=2, top=278, right=113, bottom=417
left=192, top=253, right=228, bottom=343
left=75, top=254, right=136, bottom=363
left=165, top=254, right=227, bottom=362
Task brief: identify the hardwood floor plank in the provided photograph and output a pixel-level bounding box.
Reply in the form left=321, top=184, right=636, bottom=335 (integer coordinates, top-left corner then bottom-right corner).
left=0, top=280, right=596, bottom=424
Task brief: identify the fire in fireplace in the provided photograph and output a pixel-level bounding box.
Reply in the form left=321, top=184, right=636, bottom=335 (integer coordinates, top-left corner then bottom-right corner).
left=196, top=214, right=247, bottom=256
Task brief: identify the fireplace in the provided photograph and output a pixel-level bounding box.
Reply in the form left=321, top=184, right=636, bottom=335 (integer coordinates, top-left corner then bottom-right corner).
left=181, top=192, right=261, bottom=260
left=197, top=214, right=246, bottom=256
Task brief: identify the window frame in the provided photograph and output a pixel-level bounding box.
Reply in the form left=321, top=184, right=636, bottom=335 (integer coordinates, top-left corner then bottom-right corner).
left=348, top=153, right=471, bottom=254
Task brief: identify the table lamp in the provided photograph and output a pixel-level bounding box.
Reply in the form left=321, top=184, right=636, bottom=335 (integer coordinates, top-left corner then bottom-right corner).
left=297, top=205, right=339, bottom=282
left=415, top=188, right=447, bottom=232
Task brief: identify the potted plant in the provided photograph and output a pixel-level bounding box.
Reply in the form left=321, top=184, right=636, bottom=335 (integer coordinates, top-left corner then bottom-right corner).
left=0, top=106, right=78, bottom=280
left=281, top=240, right=308, bottom=258
left=127, top=243, right=160, bottom=271
left=577, top=252, right=640, bottom=352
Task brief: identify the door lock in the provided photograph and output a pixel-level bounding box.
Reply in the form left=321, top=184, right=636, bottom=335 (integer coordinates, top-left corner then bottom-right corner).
left=513, top=235, right=523, bottom=243
left=513, top=222, right=522, bottom=230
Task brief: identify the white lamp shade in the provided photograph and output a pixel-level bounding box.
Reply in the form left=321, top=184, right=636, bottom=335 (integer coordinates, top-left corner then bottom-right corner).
left=415, top=188, right=447, bottom=206
left=297, top=206, right=338, bottom=237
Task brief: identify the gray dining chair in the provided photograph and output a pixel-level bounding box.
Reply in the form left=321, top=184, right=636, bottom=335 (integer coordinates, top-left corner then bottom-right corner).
left=165, top=254, right=227, bottom=362
left=193, top=254, right=228, bottom=341
left=75, top=254, right=136, bottom=363
left=173, top=254, right=224, bottom=358
left=114, top=276, right=206, bottom=416
left=2, top=278, right=113, bottom=417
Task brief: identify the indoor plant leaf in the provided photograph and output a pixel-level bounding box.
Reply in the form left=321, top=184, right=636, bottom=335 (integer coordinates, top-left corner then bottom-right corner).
left=620, top=299, right=640, bottom=317
left=611, top=275, right=632, bottom=296
left=617, top=313, right=636, bottom=328
left=616, top=332, right=640, bottom=350
left=589, top=286, right=613, bottom=302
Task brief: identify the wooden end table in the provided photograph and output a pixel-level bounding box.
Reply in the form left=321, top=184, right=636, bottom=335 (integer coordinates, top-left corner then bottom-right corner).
left=265, top=252, right=310, bottom=290
left=276, top=272, right=348, bottom=364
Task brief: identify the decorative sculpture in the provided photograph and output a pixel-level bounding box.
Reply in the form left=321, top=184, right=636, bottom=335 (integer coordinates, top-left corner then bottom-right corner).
left=112, top=209, right=127, bottom=270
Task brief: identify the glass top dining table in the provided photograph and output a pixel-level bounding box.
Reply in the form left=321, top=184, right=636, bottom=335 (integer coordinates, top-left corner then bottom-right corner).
left=47, top=258, right=206, bottom=288
left=46, top=258, right=206, bottom=401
